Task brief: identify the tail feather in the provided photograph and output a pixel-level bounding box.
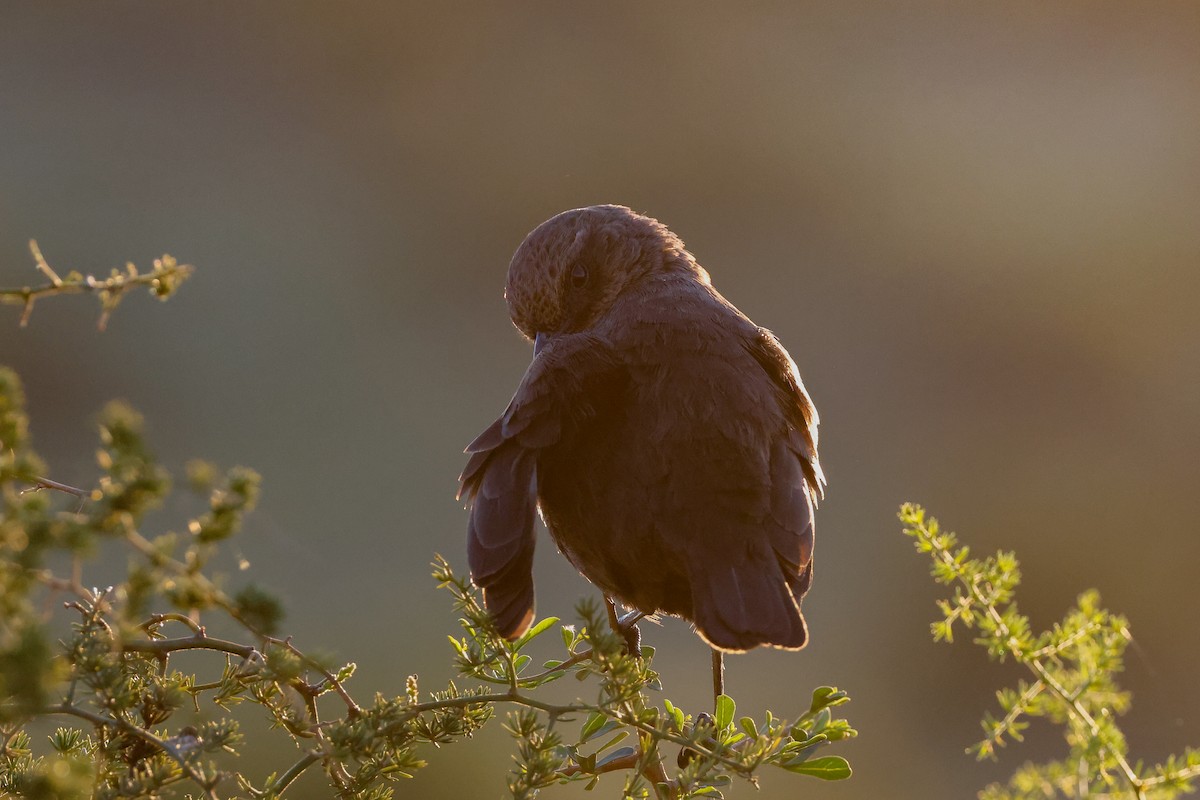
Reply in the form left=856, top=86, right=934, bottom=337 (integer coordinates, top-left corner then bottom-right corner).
left=690, top=559, right=808, bottom=653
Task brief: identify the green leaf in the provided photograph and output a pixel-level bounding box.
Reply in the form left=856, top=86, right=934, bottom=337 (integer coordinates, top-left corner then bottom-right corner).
left=782, top=755, right=852, bottom=780
left=664, top=700, right=685, bottom=732
left=595, top=746, right=637, bottom=769
left=739, top=716, right=759, bottom=738
left=579, top=712, right=607, bottom=743
left=594, top=730, right=628, bottom=754
left=715, top=694, right=735, bottom=731
left=809, top=686, right=847, bottom=712
left=514, top=616, right=560, bottom=651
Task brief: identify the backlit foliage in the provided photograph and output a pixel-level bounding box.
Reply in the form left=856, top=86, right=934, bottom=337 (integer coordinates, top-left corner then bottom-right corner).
left=901, top=503, right=1200, bottom=800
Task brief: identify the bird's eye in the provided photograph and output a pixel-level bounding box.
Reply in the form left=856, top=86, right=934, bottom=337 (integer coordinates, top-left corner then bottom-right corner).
left=570, top=263, right=589, bottom=289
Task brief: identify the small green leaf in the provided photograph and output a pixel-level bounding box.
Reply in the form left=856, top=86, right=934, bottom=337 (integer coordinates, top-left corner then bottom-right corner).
left=809, top=686, right=847, bottom=712
left=595, top=746, right=637, bottom=769
left=594, top=730, right=628, bottom=754
left=739, top=716, right=759, bottom=738
left=664, top=700, right=685, bottom=732
left=514, top=616, right=560, bottom=651
left=782, top=755, right=852, bottom=780
left=579, top=712, right=607, bottom=743
left=715, top=694, right=735, bottom=731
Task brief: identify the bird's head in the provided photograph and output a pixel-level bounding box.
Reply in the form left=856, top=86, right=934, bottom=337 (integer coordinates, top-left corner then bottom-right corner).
left=504, top=205, right=708, bottom=349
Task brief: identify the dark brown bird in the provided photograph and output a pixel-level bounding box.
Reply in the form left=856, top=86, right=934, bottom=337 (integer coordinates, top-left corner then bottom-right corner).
left=459, top=205, right=824, bottom=692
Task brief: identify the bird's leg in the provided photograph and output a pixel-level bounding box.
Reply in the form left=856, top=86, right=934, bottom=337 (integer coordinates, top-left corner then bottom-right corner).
left=678, top=653, right=727, bottom=769
left=711, top=648, right=724, bottom=709
left=604, top=596, right=643, bottom=655
left=604, top=595, right=621, bottom=631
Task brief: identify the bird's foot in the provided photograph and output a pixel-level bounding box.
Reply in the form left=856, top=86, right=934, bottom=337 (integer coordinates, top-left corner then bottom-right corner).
left=614, top=609, right=644, bottom=656
left=604, top=597, right=644, bottom=656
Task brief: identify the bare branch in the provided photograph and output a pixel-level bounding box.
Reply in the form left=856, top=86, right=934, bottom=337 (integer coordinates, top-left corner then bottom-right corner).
left=1, top=240, right=193, bottom=329
left=24, top=475, right=91, bottom=498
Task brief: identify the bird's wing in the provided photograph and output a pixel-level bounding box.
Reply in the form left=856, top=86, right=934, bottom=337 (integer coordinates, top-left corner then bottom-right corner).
left=742, top=327, right=825, bottom=500
left=458, top=333, right=622, bottom=639
left=688, top=327, right=824, bottom=653
left=744, top=325, right=823, bottom=588
left=687, top=428, right=818, bottom=652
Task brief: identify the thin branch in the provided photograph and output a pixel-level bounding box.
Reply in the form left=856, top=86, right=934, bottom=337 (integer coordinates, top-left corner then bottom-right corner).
left=123, top=521, right=366, bottom=724
left=1028, top=621, right=1104, bottom=661
left=1, top=240, right=193, bottom=329
left=519, top=648, right=594, bottom=684
left=24, top=475, right=91, bottom=498
left=25, top=567, right=92, bottom=600
left=1142, top=764, right=1200, bottom=788
left=984, top=678, right=1044, bottom=753
left=142, top=612, right=205, bottom=635
left=266, top=751, right=322, bottom=796
left=122, top=632, right=259, bottom=660
left=265, top=636, right=362, bottom=718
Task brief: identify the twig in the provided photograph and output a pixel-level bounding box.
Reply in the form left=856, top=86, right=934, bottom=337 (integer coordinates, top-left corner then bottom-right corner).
left=122, top=633, right=259, bottom=660
left=24, top=475, right=91, bottom=498
left=266, top=751, right=322, bottom=796
left=519, top=648, right=593, bottom=684
left=265, top=636, right=363, bottom=718
left=142, top=612, right=205, bottom=635
left=1, top=240, right=193, bottom=329
left=980, top=678, right=1044, bottom=755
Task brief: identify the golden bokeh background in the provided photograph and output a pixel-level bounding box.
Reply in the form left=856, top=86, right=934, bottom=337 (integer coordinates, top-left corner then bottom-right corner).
left=2, top=4, right=1199, bottom=797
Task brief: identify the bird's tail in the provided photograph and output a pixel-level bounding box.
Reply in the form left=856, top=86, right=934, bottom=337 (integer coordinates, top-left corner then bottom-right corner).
left=688, top=558, right=809, bottom=653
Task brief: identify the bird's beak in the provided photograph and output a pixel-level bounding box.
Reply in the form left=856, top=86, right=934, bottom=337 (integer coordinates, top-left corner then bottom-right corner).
left=534, top=332, right=549, bottom=357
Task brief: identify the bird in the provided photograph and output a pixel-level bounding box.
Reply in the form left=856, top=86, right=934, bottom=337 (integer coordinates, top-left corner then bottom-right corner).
left=458, top=204, right=825, bottom=703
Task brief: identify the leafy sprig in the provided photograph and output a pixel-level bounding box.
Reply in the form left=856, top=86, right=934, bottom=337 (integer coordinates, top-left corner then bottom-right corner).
left=900, top=503, right=1200, bottom=799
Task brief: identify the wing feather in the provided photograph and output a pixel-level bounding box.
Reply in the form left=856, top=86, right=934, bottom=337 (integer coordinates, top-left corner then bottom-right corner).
left=688, top=327, right=823, bottom=652
left=458, top=334, right=621, bottom=639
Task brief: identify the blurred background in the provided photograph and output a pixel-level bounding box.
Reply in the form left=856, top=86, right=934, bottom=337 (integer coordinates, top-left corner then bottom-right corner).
left=2, top=3, right=1199, bottom=797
